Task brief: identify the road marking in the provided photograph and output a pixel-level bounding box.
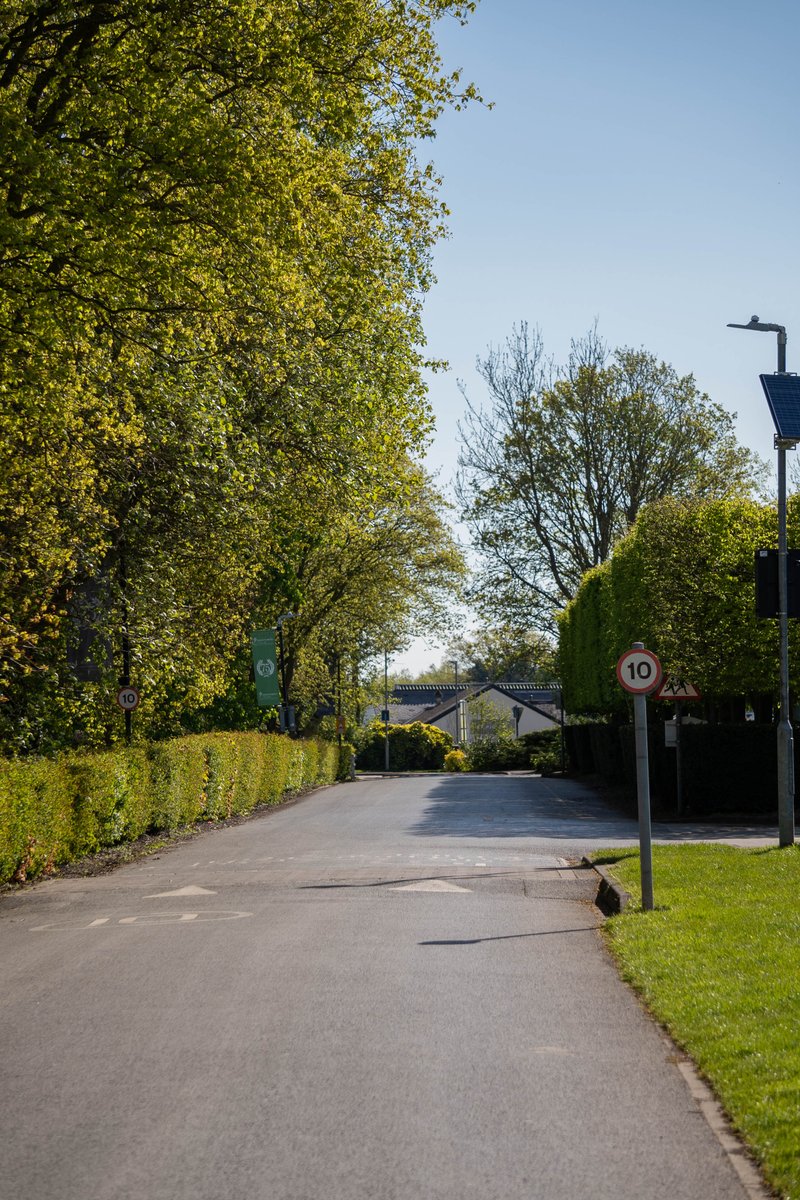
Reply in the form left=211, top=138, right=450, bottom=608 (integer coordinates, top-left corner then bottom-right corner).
left=389, top=880, right=472, bottom=893
left=144, top=886, right=217, bottom=897
left=31, top=910, right=252, bottom=931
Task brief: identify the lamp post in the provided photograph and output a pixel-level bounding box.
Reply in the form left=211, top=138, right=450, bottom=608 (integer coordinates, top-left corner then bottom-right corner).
left=276, top=612, right=295, bottom=733
left=728, top=317, right=795, bottom=846
left=384, top=650, right=390, bottom=771
left=450, top=659, right=460, bottom=745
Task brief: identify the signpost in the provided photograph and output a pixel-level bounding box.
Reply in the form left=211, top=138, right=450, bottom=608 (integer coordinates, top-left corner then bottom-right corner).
left=654, top=676, right=701, bottom=817
left=617, top=643, right=662, bottom=911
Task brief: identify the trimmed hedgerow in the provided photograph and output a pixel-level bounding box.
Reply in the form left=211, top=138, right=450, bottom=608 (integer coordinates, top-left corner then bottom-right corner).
left=0, top=731, right=342, bottom=886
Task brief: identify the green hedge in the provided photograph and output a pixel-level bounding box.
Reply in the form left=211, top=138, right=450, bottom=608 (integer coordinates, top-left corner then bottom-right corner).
left=0, top=731, right=341, bottom=885
left=558, top=496, right=782, bottom=715
left=355, top=721, right=453, bottom=771
left=569, top=720, right=783, bottom=819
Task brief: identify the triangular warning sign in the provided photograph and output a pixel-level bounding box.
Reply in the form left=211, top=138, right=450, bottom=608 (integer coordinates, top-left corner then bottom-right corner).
left=654, top=675, right=702, bottom=701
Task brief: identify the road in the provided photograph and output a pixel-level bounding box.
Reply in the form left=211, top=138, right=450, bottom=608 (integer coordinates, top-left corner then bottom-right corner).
left=0, top=772, right=768, bottom=1200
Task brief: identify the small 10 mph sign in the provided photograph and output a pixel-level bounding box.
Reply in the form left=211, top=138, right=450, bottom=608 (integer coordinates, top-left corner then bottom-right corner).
left=616, top=647, right=662, bottom=695
left=616, top=642, right=661, bottom=912
left=116, top=686, right=141, bottom=712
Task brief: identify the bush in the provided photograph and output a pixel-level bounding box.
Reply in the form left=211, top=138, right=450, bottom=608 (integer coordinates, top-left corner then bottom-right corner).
left=355, top=721, right=453, bottom=771
left=465, top=735, right=523, bottom=772
left=518, top=728, right=564, bottom=775
left=444, top=749, right=468, bottom=772
left=529, top=748, right=561, bottom=775
left=0, top=730, right=341, bottom=886
left=337, top=741, right=356, bottom=781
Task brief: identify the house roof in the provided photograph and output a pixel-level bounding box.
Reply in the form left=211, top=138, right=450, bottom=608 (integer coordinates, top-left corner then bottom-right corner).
left=394, top=682, right=561, bottom=725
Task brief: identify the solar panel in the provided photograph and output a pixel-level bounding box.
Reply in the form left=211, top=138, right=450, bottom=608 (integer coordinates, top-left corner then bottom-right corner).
left=760, top=374, right=800, bottom=440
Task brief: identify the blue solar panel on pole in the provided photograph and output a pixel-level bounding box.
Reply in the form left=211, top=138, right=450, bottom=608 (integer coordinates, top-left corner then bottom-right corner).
left=760, top=374, right=800, bottom=440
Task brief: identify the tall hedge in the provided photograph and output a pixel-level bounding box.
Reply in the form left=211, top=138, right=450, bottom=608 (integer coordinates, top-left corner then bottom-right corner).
left=0, top=731, right=340, bottom=885
left=558, top=496, right=789, bottom=715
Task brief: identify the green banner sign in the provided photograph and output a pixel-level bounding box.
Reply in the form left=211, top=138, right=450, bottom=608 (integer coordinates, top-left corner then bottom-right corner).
left=250, top=629, right=281, bottom=707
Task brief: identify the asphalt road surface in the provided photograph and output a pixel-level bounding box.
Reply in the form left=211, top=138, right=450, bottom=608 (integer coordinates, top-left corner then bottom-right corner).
left=1, top=773, right=769, bottom=1200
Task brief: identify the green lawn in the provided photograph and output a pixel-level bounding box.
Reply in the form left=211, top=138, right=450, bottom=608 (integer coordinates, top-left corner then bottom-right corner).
left=594, top=843, right=800, bottom=1199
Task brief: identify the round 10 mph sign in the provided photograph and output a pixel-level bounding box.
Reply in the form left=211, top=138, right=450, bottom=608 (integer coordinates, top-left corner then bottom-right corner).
left=116, top=686, right=141, bottom=712
left=616, top=648, right=662, bottom=695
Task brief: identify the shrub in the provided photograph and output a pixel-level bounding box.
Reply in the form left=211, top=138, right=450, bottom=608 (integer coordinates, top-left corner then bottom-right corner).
left=466, top=735, right=523, bottom=772
left=444, top=749, right=468, bottom=772
left=337, top=742, right=355, bottom=780
left=517, top=728, right=564, bottom=774
left=355, top=721, right=453, bottom=771
left=529, top=748, right=561, bottom=775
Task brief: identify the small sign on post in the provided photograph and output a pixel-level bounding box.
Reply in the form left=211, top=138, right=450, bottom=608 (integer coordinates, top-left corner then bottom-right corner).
left=616, top=643, right=662, bottom=911
left=654, top=675, right=701, bottom=818
left=654, top=675, right=701, bottom=702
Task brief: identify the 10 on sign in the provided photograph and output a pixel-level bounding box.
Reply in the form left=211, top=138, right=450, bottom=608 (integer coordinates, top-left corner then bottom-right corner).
left=615, top=647, right=662, bottom=695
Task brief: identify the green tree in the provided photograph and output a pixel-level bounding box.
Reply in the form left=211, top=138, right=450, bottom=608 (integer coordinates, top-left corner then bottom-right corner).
left=0, top=0, right=481, bottom=750
left=457, top=323, right=766, bottom=633
left=448, top=626, right=556, bottom=681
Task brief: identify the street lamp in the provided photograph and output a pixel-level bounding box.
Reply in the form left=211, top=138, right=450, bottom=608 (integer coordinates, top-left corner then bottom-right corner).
left=450, top=659, right=460, bottom=745
left=276, top=612, right=295, bottom=732
left=384, top=650, right=390, bottom=771
left=728, top=317, right=795, bottom=846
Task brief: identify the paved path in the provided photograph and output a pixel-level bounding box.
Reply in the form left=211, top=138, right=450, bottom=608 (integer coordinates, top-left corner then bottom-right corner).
left=0, top=773, right=769, bottom=1199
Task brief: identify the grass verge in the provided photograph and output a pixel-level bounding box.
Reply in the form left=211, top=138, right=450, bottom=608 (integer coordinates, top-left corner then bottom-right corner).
left=593, top=843, right=800, bottom=1199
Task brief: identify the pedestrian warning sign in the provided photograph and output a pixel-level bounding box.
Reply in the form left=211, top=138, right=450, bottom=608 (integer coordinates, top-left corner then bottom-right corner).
left=654, top=675, right=701, bottom=702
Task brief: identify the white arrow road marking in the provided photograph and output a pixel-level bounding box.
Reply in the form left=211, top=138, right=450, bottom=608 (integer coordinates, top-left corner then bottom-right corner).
left=145, top=885, right=217, bottom=897
left=389, top=879, right=472, bottom=893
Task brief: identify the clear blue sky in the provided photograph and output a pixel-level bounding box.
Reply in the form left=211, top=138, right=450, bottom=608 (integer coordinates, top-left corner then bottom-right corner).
left=394, top=0, right=800, bottom=675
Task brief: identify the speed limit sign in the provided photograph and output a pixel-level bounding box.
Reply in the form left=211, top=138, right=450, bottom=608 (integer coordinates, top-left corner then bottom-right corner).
left=616, top=648, right=662, bottom=695
left=116, top=686, right=141, bottom=712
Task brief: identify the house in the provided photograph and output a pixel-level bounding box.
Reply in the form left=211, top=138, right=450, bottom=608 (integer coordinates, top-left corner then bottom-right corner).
left=364, top=682, right=562, bottom=744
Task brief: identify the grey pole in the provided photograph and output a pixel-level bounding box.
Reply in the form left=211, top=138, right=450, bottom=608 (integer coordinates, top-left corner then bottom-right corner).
left=384, top=650, right=390, bottom=772
left=777, top=439, right=795, bottom=845
left=450, top=659, right=460, bottom=745
left=774, top=328, right=793, bottom=846
left=632, top=643, right=655, bottom=911
left=675, top=699, right=683, bottom=818
left=728, top=318, right=795, bottom=846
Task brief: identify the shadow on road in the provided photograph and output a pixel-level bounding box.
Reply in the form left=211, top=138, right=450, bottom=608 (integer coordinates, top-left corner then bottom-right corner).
left=406, top=774, right=635, bottom=840
left=404, top=773, right=778, bottom=844
left=418, top=927, right=595, bottom=946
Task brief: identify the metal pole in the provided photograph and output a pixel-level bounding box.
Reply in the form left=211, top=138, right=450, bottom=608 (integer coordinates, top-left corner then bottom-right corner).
left=631, top=641, right=655, bottom=911
left=119, top=546, right=132, bottom=745
left=727, top=319, right=794, bottom=847
left=451, top=660, right=460, bottom=746
left=777, top=440, right=796, bottom=845
left=384, top=650, right=390, bottom=772
left=277, top=622, right=287, bottom=706
left=675, top=699, right=683, bottom=818
left=633, top=691, right=655, bottom=910
left=336, top=654, right=342, bottom=749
